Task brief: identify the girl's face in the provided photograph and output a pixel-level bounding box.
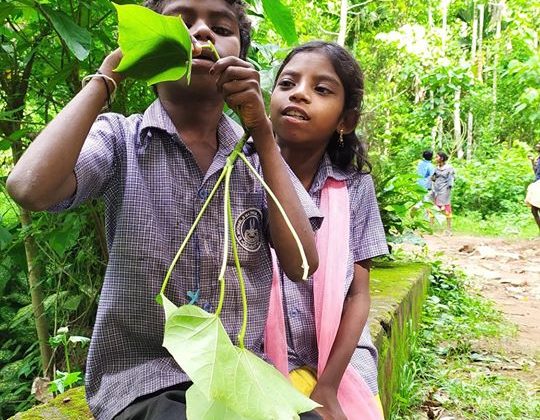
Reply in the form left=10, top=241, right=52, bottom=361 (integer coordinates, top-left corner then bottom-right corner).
left=270, top=51, right=346, bottom=149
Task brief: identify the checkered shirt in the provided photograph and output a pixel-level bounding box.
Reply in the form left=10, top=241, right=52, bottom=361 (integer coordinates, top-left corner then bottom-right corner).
left=50, top=99, right=321, bottom=420
left=280, top=154, right=389, bottom=395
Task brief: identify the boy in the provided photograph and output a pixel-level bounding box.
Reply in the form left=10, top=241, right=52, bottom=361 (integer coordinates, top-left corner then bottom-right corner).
left=7, top=0, right=320, bottom=418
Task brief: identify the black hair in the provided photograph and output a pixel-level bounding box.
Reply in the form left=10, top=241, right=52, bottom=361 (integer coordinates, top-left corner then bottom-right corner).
left=274, top=41, right=370, bottom=173
left=437, top=151, right=449, bottom=162
left=143, top=0, right=251, bottom=59
left=422, top=150, right=433, bottom=160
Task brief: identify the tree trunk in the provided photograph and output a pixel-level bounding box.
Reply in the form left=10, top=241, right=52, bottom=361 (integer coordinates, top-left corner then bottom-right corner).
left=2, top=50, right=52, bottom=378
left=337, top=0, right=348, bottom=46
left=477, top=3, right=485, bottom=82
left=466, top=1, right=478, bottom=161
left=466, top=112, right=474, bottom=161
left=19, top=206, right=53, bottom=378
left=491, top=1, right=503, bottom=130
left=454, top=87, right=463, bottom=158
left=440, top=0, right=451, bottom=52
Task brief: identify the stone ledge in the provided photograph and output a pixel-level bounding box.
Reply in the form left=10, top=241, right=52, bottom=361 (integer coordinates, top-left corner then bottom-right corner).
left=11, top=263, right=430, bottom=419
left=370, top=262, right=431, bottom=417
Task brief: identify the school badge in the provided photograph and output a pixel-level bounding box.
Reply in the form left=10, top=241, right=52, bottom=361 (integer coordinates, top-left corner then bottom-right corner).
left=235, top=208, right=262, bottom=252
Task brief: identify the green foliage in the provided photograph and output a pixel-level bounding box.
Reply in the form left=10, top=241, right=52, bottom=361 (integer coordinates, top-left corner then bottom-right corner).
left=114, top=4, right=193, bottom=85
left=452, top=144, right=532, bottom=217
left=48, top=326, right=89, bottom=395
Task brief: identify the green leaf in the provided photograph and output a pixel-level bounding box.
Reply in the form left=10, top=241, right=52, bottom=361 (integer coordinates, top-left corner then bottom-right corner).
left=162, top=298, right=319, bottom=418
left=113, top=4, right=192, bottom=85
left=261, top=0, right=298, bottom=46
left=162, top=297, right=237, bottom=399
left=186, top=384, right=250, bottom=420
left=41, top=5, right=92, bottom=61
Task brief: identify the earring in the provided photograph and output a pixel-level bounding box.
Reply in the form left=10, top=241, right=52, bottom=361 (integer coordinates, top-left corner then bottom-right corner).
left=338, top=129, right=344, bottom=147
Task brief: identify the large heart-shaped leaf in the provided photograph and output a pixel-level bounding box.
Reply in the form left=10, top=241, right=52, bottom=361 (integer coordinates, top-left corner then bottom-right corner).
left=162, top=295, right=237, bottom=399
left=113, top=3, right=192, bottom=85
left=161, top=295, right=319, bottom=419
left=186, top=384, right=250, bottom=420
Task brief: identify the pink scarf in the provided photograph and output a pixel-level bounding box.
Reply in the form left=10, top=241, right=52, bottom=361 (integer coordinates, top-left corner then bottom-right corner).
left=264, top=178, right=382, bottom=419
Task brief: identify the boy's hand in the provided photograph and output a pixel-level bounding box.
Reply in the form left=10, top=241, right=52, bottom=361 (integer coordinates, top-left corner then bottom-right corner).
left=98, top=49, right=125, bottom=86
left=211, top=57, right=269, bottom=133
left=311, top=384, right=347, bottom=420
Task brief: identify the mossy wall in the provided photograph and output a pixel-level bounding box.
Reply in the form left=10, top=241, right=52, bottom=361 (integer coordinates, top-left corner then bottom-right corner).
left=10, top=263, right=430, bottom=419
left=370, top=262, right=431, bottom=418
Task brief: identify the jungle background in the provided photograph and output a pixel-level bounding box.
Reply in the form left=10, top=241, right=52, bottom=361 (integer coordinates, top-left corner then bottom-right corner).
left=0, top=0, right=539, bottom=418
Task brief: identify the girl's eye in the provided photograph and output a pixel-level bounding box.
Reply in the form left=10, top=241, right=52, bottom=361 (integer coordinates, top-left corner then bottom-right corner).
left=315, top=86, right=332, bottom=94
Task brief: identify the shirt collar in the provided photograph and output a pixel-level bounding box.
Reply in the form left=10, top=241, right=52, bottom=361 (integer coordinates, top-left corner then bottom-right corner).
left=309, top=153, right=355, bottom=195
left=138, top=99, right=244, bottom=155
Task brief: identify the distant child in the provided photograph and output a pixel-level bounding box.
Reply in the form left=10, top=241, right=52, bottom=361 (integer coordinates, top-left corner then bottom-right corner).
left=264, top=41, right=388, bottom=420
left=526, top=143, right=540, bottom=232
left=417, top=149, right=435, bottom=191
left=6, top=1, right=320, bottom=419
left=431, top=151, right=455, bottom=233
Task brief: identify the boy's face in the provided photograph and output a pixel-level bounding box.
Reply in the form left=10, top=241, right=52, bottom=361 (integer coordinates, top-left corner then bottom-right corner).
left=161, top=0, right=241, bottom=78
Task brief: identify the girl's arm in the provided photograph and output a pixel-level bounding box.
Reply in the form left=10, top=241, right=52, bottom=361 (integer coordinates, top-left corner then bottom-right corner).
left=212, top=56, right=318, bottom=281
left=7, top=50, right=124, bottom=211
left=311, top=260, right=371, bottom=419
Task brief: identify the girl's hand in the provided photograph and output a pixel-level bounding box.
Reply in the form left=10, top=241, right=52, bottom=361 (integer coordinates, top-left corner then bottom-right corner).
left=98, top=48, right=125, bottom=86
left=311, top=384, right=347, bottom=420
left=211, top=56, right=269, bottom=133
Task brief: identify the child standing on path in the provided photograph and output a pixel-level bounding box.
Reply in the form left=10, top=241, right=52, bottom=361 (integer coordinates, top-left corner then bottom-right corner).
left=264, top=41, right=388, bottom=420
left=7, top=1, right=320, bottom=419
left=431, top=151, right=455, bottom=234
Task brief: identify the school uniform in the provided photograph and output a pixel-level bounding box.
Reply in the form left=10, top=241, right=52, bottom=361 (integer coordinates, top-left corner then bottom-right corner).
left=274, top=154, right=388, bottom=396
left=50, top=99, right=321, bottom=420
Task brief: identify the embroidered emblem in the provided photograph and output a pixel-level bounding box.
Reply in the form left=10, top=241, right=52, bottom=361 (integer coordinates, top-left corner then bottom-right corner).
left=235, top=208, right=262, bottom=252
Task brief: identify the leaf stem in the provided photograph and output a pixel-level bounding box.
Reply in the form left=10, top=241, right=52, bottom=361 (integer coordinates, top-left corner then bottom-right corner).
left=201, top=42, right=220, bottom=61
left=227, top=176, right=248, bottom=349
left=216, top=165, right=233, bottom=317
left=159, top=167, right=227, bottom=300
left=237, top=152, right=310, bottom=280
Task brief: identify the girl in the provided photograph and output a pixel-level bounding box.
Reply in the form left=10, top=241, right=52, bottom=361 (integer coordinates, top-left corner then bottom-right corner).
left=264, top=41, right=388, bottom=420
left=431, top=151, right=455, bottom=234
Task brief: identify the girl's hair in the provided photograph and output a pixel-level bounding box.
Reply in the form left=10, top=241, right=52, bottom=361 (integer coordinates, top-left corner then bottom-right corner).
left=143, top=0, right=252, bottom=60
left=274, top=41, right=370, bottom=173
left=437, top=151, right=449, bottom=162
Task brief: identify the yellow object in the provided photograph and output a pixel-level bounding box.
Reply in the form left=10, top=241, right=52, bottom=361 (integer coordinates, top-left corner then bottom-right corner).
left=289, top=367, right=317, bottom=396
left=289, top=367, right=385, bottom=419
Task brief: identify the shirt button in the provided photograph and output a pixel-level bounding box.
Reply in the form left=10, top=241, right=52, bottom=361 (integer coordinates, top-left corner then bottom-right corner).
left=198, top=189, right=208, bottom=199
left=290, top=308, right=299, bottom=318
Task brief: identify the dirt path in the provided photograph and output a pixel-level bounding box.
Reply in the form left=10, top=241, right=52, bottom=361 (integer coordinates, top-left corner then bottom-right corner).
left=423, top=234, right=540, bottom=381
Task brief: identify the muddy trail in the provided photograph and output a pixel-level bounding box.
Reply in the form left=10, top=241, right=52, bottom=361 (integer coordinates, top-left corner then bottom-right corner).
left=423, top=234, right=539, bottom=384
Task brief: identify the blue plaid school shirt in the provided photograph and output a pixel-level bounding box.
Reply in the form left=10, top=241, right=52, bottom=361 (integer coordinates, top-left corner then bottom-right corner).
left=279, top=154, right=389, bottom=395
left=50, top=99, right=321, bottom=420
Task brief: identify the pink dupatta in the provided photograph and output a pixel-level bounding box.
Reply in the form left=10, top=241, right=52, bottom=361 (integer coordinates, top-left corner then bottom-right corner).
left=264, top=178, right=382, bottom=419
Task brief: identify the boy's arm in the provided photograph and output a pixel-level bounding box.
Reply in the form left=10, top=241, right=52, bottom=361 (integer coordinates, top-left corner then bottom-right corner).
left=212, top=57, right=318, bottom=280
left=6, top=50, right=124, bottom=211
left=310, top=261, right=371, bottom=419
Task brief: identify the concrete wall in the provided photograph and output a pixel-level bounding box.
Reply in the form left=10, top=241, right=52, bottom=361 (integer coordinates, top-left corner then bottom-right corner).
left=370, top=262, right=431, bottom=418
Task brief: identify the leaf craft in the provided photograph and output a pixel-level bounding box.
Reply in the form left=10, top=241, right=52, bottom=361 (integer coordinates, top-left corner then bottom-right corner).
left=162, top=294, right=319, bottom=419
left=113, top=3, right=192, bottom=85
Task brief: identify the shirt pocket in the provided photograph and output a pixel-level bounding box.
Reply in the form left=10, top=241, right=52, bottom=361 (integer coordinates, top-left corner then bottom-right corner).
left=198, top=191, right=269, bottom=270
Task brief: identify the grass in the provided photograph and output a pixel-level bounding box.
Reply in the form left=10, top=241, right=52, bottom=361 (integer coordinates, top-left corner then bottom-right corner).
left=452, top=210, right=539, bottom=238
left=391, top=262, right=540, bottom=420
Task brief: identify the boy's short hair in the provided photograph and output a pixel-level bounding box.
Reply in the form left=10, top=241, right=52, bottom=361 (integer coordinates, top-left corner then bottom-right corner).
left=422, top=150, right=433, bottom=160
left=144, top=0, right=252, bottom=59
